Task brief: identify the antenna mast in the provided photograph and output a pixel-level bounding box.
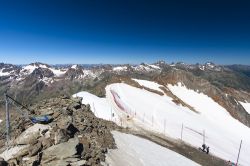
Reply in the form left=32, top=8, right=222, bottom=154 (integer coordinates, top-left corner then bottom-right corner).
left=4, top=93, right=11, bottom=146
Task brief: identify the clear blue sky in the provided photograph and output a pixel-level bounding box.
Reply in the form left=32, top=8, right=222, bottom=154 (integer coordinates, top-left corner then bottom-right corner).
left=0, top=0, right=250, bottom=64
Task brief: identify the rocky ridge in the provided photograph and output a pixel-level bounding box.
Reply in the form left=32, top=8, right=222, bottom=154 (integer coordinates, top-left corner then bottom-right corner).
left=0, top=96, right=118, bottom=166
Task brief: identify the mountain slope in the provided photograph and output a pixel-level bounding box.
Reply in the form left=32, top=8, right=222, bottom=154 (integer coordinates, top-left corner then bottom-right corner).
left=75, top=79, right=250, bottom=166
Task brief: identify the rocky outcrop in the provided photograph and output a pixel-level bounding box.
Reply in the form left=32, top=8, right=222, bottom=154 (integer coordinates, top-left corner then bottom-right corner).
left=0, top=96, right=118, bottom=166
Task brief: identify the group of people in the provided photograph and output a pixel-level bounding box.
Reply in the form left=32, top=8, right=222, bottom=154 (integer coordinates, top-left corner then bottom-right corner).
left=201, top=144, right=210, bottom=154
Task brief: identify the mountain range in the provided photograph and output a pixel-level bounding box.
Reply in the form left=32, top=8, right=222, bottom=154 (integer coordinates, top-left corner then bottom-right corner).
left=1, top=61, right=250, bottom=165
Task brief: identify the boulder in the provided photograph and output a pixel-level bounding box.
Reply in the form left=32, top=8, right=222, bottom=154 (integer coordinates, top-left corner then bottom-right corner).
left=71, top=160, right=86, bottom=166
left=39, top=108, right=54, bottom=116
left=0, top=145, right=30, bottom=161
left=14, top=124, right=51, bottom=145
left=40, top=137, right=54, bottom=150
left=28, top=142, right=42, bottom=157
left=41, top=137, right=84, bottom=165
left=54, top=129, right=69, bottom=145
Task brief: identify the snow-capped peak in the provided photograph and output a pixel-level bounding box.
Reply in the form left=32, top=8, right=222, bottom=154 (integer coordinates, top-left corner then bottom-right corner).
left=71, top=64, right=78, bottom=69
left=113, top=66, right=128, bottom=71
left=205, top=62, right=215, bottom=68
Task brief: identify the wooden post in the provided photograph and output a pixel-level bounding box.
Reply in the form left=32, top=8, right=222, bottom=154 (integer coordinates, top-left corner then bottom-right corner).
left=181, top=123, right=183, bottom=141
left=236, top=140, right=242, bottom=166
left=5, top=93, right=10, bottom=145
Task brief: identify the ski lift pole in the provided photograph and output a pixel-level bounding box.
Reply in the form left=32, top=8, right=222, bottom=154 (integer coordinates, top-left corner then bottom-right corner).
left=5, top=93, right=11, bottom=146
left=236, top=140, right=242, bottom=166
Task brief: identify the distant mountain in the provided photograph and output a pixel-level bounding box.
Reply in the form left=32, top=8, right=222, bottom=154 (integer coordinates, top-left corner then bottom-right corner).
left=0, top=61, right=250, bottom=126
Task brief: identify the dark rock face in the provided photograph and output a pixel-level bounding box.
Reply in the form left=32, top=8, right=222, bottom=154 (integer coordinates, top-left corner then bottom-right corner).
left=64, top=67, right=84, bottom=80
left=30, top=68, right=54, bottom=79
left=0, top=96, right=118, bottom=166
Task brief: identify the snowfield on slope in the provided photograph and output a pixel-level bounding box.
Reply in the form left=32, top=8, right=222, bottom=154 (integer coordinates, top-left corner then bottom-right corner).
left=0, top=69, right=11, bottom=76
left=73, top=92, right=120, bottom=123
left=113, top=66, right=127, bottom=71
left=74, top=79, right=250, bottom=165
left=132, top=78, right=164, bottom=93
left=105, top=82, right=250, bottom=166
left=106, top=131, right=200, bottom=166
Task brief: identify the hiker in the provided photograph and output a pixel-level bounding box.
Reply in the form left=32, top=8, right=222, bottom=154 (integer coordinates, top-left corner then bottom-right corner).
left=202, top=144, right=206, bottom=152
left=206, top=146, right=209, bottom=154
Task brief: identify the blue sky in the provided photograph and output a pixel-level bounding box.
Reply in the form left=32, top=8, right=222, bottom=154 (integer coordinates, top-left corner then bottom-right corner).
left=0, top=0, right=250, bottom=64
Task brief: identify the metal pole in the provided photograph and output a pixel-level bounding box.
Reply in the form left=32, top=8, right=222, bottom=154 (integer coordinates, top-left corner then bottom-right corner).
left=236, top=140, right=242, bottom=166
left=92, top=102, right=96, bottom=115
left=5, top=93, right=10, bottom=145
left=152, top=116, right=154, bottom=127
left=163, top=119, right=166, bottom=135
left=110, top=108, right=112, bottom=121
left=203, top=130, right=206, bottom=145
left=143, top=113, right=145, bottom=123
left=181, top=123, right=183, bottom=140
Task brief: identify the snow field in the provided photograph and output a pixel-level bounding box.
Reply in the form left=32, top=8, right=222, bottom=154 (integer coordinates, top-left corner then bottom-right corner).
left=132, top=78, right=164, bottom=93
left=106, top=82, right=250, bottom=166
left=73, top=92, right=120, bottom=124
left=106, top=131, right=200, bottom=166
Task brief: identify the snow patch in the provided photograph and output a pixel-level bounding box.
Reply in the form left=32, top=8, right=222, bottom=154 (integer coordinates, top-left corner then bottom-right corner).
left=113, top=66, right=127, bottom=71
left=49, top=68, right=66, bottom=77
left=149, top=64, right=161, bottom=69
left=239, top=102, right=250, bottom=114
left=0, top=68, right=11, bottom=76
left=71, top=64, right=77, bottom=69
left=83, top=70, right=98, bottom=78
left=132, top=78, right=164, bottom=93
left=106, top=131, right=200, bottom=166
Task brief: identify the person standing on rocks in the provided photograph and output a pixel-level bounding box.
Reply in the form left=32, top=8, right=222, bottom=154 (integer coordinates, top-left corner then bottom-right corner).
left=202, top=144, right=206, bottom=152
left=206, top=146, right=210, bottom=154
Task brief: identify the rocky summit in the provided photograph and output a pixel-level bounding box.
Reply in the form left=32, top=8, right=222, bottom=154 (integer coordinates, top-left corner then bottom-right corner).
left=0, top=96, right=118, bottom=166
